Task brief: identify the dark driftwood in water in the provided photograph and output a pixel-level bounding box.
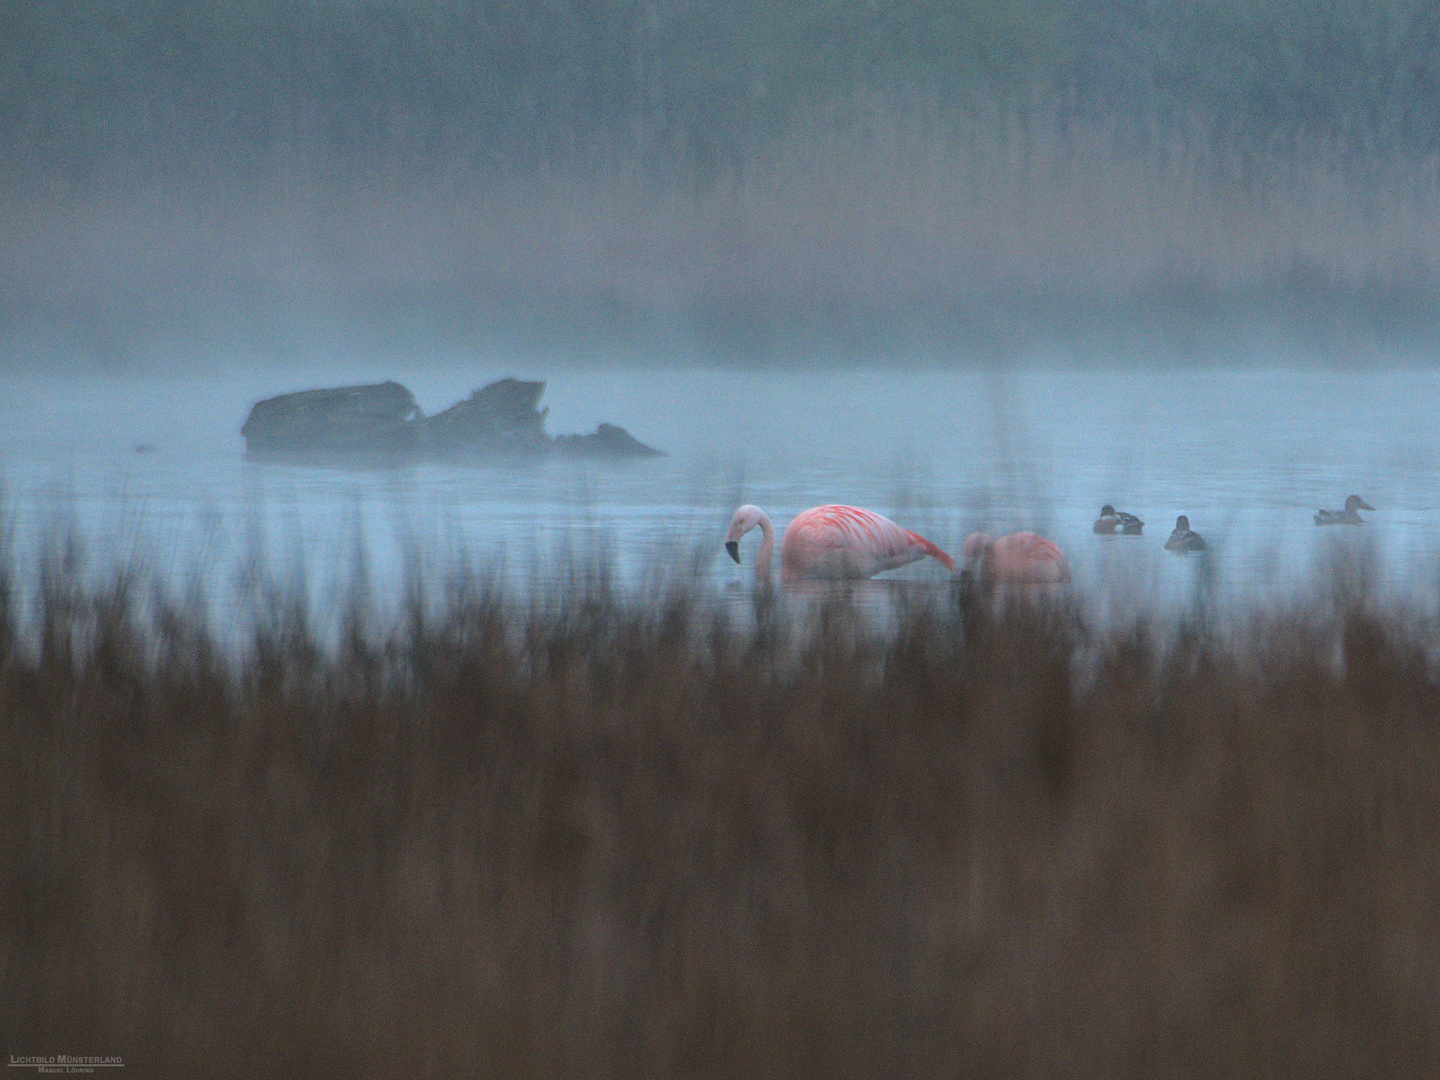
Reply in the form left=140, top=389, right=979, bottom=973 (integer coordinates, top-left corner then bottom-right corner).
left=240, top=380, right=421, bottom=455
left=421, top=378, right=552, bottom=456
left=241, top=377, right=663, bottom=460
left=555, top=423, right=665, bottom=458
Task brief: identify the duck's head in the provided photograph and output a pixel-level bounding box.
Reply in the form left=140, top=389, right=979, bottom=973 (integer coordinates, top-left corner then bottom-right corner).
left=1346, top=495, right=1375, bottom=513
left=1175, top=515, right=1191, bottom=531
left=1099, top=504, right=1117, bottom=517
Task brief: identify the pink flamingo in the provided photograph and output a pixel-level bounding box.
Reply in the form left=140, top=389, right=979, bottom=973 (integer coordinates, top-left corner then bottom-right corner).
left=963, top=531, right=1072, bottom=584
left=725, top=504, right=955, bottom=584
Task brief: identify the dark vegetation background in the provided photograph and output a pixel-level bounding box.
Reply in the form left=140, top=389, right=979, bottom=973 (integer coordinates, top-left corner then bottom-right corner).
left=3, top=0, right=1440, bottom=367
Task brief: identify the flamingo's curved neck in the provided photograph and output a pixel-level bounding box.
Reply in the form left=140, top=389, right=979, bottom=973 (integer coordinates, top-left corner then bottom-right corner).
left=754, top=511, right=775, bottom=582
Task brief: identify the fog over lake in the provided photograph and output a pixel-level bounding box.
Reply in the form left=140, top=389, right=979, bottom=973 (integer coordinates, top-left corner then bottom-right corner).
left=4, top=0, right=1439, bottom=632
left=4, top=362, right=1436, bottom=640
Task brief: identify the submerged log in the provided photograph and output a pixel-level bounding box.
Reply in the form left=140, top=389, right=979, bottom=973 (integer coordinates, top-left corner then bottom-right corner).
left=240, top=381, right=421, bottom=456
left=421, top=378, right=553, bottom=456
left=555, top=422, right=665, bottom=458
left=241, top=377, right=663, bottom=460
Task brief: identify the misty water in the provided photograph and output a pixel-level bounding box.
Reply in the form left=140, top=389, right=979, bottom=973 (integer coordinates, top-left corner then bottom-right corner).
left=4, top=363, right=1439, bottom=640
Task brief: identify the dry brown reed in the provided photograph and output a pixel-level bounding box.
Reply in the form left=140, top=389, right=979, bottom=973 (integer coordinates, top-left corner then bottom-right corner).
left=3, top=544, right=1439, bottom=1078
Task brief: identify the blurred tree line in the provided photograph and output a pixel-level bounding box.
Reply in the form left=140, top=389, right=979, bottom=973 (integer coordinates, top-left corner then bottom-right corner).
left=2, top=0, right=1437, bottom=187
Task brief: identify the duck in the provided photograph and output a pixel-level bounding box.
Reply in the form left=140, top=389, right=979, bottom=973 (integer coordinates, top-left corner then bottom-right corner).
left=1314, top=494, right=1375, bottom=526
left=1093, top=504, right=1144, bottom=535
left=1164, top=515, right=1206, bottom=553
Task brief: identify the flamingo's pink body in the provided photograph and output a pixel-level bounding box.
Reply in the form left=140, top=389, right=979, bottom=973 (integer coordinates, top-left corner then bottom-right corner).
left=963, top=531, right=1072, bottom=584
left=726, top=504, right=954, bottom=584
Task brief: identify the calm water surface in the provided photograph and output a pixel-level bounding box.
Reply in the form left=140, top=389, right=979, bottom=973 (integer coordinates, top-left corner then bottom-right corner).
left=3, top=364, right=1438, bottom=636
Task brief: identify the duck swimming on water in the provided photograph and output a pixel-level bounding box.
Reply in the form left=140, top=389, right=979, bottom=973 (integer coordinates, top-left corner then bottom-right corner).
left=1093, top=504, right=1144, bottom=535
left=1314, top=495, right=1375, bottom=526
left=1164, top=515, right=1206, bottom=553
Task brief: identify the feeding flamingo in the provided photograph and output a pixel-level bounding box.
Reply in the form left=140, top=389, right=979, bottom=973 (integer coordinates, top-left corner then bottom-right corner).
left=962, top=531, right=1072, bottom=584
left=724, top=504, right=955, bottom=584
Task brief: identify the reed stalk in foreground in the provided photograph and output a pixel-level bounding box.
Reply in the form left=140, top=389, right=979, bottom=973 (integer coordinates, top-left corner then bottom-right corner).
left=2, top=553, right=1438, bottom=1079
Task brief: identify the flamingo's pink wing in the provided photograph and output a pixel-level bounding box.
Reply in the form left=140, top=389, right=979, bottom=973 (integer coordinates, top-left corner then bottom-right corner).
left=784, top=505, right=952, bottom=578
left=995, top=532, right=1071, bottom=583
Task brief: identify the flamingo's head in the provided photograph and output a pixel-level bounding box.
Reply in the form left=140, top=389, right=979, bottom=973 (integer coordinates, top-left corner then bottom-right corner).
left=1175, top=515, right=1191, bottom=531
left=963, top=533, right=994, bottom=560
left=725, top=504, right=765, bottom=563
left=1346, top=495, right=1375, bottom=512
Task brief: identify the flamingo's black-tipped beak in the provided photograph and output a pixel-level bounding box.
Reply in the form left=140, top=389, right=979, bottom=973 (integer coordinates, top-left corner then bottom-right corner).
left=725, top=540, right=740, bottom=564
